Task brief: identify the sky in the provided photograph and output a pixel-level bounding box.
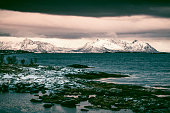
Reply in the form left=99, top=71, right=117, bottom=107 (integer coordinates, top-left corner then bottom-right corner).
left=0, top=0, right=170, bottom=52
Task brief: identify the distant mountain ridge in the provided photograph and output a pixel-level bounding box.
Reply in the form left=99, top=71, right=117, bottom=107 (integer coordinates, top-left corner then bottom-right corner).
left=75, top=39, right=158, bottom=53
left=0, top=38, right=158, bottom=53
left=0, top=38, right=71, bottom=53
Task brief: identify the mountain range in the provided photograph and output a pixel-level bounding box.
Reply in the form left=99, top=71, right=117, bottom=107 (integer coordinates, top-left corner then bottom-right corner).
left=0, top=38, right=158, bottom=53
left=0, top=38, right=71, bottom=53
left=75, top=39, right=158, bottom=53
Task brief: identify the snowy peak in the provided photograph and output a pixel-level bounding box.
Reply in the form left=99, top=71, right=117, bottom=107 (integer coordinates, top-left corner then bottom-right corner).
left=22, top=38, right=34, bottom=44
left=132, top=40, right=138, bottom=43
left=0, top=38, right=71, bottom=53
left=83, top=39, right=123, bottom=51
left=16, top=38, right=57, bottom=52
left=0, top=38, right=158, bottom=53
left=77, top=39, right=158, bottom=53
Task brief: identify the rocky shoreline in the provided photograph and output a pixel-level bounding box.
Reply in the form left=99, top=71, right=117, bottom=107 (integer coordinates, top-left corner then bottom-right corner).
left=0, top=64, right=170, bottom=112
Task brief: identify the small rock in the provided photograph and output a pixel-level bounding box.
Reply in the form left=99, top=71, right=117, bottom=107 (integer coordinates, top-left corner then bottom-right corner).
left=64, top=84, right=70, bottom=88
left=109, top=88, right=122, bottom=93
left=41, top=90, right=46, bottom=94
left=30, top=98, right=43, bottom=103
left=68, top=64, right=90, bottom=68
left=30, top=88, right=39, bottom=94
left=1, top=83, right=9, bottom=92
left=61, top=99, right=78, bottom=108
left=84, top=105, right=94, bottom=109
left=78, top=95, right=88, bottom=101
left=81, top=108, right=89, bottom=111
left=43, top=103, right=54, bottom=108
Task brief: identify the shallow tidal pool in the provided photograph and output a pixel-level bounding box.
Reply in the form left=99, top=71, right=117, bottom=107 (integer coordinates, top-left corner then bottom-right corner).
left=0, top=92, right=133, bottom=113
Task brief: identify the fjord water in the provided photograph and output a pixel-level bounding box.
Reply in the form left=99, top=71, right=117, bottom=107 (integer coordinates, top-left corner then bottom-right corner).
left=12, top=53, right=170, bottom=87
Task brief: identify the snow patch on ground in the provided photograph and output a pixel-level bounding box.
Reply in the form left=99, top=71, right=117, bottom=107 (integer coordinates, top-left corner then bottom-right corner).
left=0, top=65, right=89, bottom=90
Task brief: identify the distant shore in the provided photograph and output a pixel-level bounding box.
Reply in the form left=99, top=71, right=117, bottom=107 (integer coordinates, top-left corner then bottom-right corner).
left=1, top=49, right=170, bottom=54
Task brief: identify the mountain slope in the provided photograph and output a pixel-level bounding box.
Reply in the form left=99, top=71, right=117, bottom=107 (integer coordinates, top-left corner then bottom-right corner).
left=0, top=38, right=158, bottom=53
left=0, top=38, right=71, bottom=53
left=76, top=39, right=158, bottom=53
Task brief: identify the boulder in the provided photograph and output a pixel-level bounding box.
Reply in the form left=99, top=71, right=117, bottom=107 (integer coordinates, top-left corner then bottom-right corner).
left=61, top=99, right=79, bottom=108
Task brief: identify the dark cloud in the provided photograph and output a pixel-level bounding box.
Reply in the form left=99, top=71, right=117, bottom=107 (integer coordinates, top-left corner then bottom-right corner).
left=45, top=32, right=117, bottom=39
left=1, top=0, right=170, bottom=17
left=51, top=30, right=170, bottom=39
left=118, top=29, right=170, bottom=38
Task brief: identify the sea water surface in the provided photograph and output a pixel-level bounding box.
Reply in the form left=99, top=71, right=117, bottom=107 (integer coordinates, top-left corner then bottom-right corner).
left=1, top=53, right=170, bottom=113
left=7, top=53, right=170, bottom=88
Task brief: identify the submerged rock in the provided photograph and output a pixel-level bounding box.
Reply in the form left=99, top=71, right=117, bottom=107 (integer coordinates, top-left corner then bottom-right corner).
left=61, top=99, right=79, bottom=108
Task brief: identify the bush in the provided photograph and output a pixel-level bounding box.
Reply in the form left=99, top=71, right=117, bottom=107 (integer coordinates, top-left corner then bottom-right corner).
left=21, top=59, right=25, bottom=65
left=30, top=58, right=34, bottom=65
left=0, top=54, right=4, bottom=65
left=6, top=56, right=17, bottom=64
left=29, top=58, right=38, bottom=66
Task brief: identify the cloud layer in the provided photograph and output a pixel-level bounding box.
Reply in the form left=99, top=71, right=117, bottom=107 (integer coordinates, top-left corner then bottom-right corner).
left=1, top=0, right=170, bottom=17
left=0, top=10, right=170, bottom=39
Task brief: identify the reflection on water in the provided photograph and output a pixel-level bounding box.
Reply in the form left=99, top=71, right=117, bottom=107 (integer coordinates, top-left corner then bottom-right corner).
left=0, top=93, right=133, bottom=113
left=0, top=92, right=76, bottom=113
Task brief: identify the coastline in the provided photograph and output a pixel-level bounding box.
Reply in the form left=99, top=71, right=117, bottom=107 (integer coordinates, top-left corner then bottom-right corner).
left=0, top=64, right=170, bottom=112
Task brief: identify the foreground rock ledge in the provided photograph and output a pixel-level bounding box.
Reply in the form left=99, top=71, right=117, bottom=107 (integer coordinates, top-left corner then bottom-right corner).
left=0, top=64, right=169, bottom=112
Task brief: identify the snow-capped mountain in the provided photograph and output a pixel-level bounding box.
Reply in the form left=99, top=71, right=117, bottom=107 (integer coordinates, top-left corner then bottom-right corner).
left=76, top=39, right=158, bottom=53
left=0, top=41, right=13, bottom=50
left=0, top=38, right=71, bottom=53
left=0, top=38, right=158, bottom=53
